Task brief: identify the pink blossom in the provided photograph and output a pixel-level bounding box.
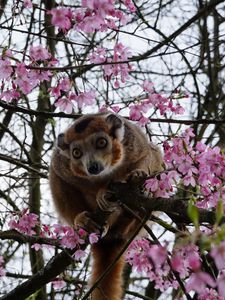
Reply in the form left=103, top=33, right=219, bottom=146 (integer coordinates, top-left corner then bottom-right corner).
left=0, top=89, right=20, bottom=102
left=198, top=288, right=222, bottom=300
left=50, top=77, right=71, bottom=98
left=217, top=271, right=225, bottom=298
left=211, top=241, right=225, bottom=270
left=53, top=224, right=85, bottom=249
left=183, top=173, right=196, bottom=187
left=171, top=253, right=186, bottom=277
left=126, top=238, right=152, bottom=273
left=73, top=90, right=95, bottom=109
left=89, top=43, right=132, bottom=86
left=74, top=249, right=86, bottom=260
left=23, top=0, right=32, bottom=8
left=185, top=271, right=216, bottom=294
left=29, top=45, right=51, bottom=61
left=49, top=8, right=73, bottom=32
left=0, top=59, right=13, bottom=79
left=14, top=62, right=38, bottom=94
left=196, top=141, right=207, bottom=152
left=8, top=210, right=39, bottom=236
left=31, top=243, right=42, bottom=251
left=52, top=279, right=66, bottom=289
left=121, top=0, right=136, bottom=12
left=129, top=104, right=143, bottom=121
left=148, top=245, right=167, bottom=267
left=138, top=116, right=150, bottom=126
left=89, top=47, right=106, bottom=64
left=188, top=253, right=201, bottom=271
left=110, top=105, right=121, bottom=113
left=89, top=233, right=99, bottom=244
left=171, top=244, right=201, bottom=278
left=145, top=178, right=159, bottom=192
left=55, top=97, right=74, bottom=114
left=142, top=80, right=154, bottom=93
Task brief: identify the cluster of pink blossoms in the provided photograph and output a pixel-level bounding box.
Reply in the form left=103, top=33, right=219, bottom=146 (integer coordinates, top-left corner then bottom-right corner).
left=0, top=46, right=55, bottom=102
left=126, top=239, right=225, bottom=299
left=146, top=128, right=225, bottom=209
left=0, top=48, right=96, bottom=113
left=50, top=77, right=96, bottom=113
left=8, top=209, right=99, bottom=256
left=49, top=0, right=135, bottom=34
left=89, top=43, right=132, bottom=88
left=128, top=80, right=185, bottom=126
left=8, top=209, right=39, bottom=236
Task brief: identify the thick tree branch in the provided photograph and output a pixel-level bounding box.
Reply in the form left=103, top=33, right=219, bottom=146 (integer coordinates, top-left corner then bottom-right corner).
left=110, top=181, right=219, bottom=225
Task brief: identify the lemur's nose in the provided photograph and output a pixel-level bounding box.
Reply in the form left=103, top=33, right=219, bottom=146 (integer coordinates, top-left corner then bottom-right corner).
left=88, top=162, right=104, bottom=175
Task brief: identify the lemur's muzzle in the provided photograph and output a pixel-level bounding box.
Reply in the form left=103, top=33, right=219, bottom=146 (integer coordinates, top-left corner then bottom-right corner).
left=88, top=162, right=104, bottom=175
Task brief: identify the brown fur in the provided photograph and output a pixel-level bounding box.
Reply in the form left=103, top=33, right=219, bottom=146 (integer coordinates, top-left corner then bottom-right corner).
left=49, top=113, right=164, bottom=300
left=111, top=140, right=123, bottom=165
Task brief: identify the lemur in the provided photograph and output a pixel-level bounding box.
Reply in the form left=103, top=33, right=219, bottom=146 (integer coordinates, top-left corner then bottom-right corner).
left=49, top=113, right=164, bottom=300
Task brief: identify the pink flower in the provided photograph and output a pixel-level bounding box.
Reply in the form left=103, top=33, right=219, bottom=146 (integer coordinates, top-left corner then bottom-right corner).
left=53, top=224, right=85, bottom=249
left=74, top=249, right=86, bottom=260
left=29, top=45, right=51, bottom=61
left=142, top=80, right=154, bottom=93
left=183, top=173, right=196, bottom=187
left=196, top=141, right=207, bottom=152
left=171, top=253, right=186, bottom=277
left=110, top=105, right=121, bottom=113
left=129, top=104, right=143, bottom=121
left=217, top=271, right=225, bottom=298
left=148, top=245, right=167, bottom=267
left=49, top=8, right=73, bottom=32
left=121, top=0, right=136, bottom=12
left=198, top=288, right=222, bottom=300
left=31, top=243, right=42, bottom=251
left=211, top=241, right=225, bottom=270
left=73, top=90, right=95, bottom=109
left=23, top=0, right=32, bottom=8
left=14, top=62, right=38, bottom=94
left=126, top=239, right=152, bottom=273
left=89, top=233, right=99, bottom=244
left=89, top=47, right=106, bottom=64
left=55, top=97, right=74, bottom=114
left=145, top=178, right=159, bottom=192
left=0, top=59, right=13, bottom=79
left=185, top=271, right=216, bottom=294
left=52, top=279, right=66, bottom=289
left=0, top=89, right=20, bottom=102
left=8, top=210, right=39, bottom=236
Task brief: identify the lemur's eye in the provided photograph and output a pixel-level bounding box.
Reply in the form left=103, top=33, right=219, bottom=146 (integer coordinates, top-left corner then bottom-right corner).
left=96, top=137, right=108, bottom=149
left=72, top=148, right=83, bottom=159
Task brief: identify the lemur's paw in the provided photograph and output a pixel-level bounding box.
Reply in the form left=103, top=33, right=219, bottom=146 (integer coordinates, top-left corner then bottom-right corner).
left=127, top=169, right=148, bottom=182
left=96, top=189, right=117, bottom=212
left=74, top=211, right=102, bottom=234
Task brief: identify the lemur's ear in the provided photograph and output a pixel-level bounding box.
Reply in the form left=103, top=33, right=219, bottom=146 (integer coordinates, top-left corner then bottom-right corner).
left=105, top=114, right=125, bottom=141
left=57, top=133, right=70, bottom=157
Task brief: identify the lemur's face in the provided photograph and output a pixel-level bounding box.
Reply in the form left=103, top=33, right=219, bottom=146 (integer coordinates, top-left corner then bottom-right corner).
left=57, top=114, right=125, bottom=177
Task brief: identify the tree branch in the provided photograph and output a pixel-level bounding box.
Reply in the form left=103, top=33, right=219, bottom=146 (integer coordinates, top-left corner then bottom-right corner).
left=1, top=179, right=220, bottom=300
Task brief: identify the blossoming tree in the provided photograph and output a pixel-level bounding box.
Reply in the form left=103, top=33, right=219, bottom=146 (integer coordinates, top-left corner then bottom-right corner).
left=0, top=0, right=225, bottom=299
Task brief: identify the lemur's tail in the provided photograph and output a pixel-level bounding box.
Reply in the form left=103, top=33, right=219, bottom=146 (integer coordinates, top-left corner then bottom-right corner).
left=90, top=242, right=125, bottom=300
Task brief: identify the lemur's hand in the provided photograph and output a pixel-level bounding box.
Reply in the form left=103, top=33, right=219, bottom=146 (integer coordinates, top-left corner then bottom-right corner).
left=126, top=169, right=148, bottom=183
left=96, top=189, right=118, bottom=212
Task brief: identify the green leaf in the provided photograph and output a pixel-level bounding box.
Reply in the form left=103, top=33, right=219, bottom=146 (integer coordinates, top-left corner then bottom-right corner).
left=216, top=198, right=223, bottom=225
left=188, top=199, right=199, bottom=228
left=25, top=290, right=40, bottom=300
